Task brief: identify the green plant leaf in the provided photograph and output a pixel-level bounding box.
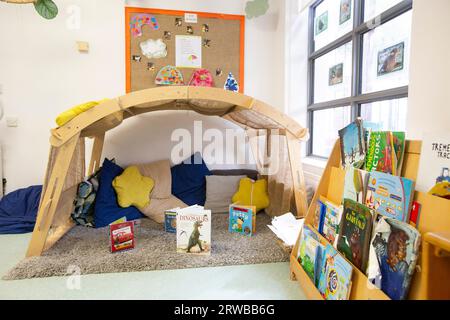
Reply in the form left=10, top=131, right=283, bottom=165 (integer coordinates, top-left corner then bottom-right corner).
left=34, top=0, right=58, bottom=20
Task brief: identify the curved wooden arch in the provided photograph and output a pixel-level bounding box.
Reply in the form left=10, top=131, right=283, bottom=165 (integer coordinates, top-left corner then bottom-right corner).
left=26, top=87, right=309, bottom=257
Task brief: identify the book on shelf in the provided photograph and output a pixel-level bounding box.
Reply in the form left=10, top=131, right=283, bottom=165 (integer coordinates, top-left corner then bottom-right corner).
left=343, top=167, right=369, bottom=204
left=317, top=243, right=353, bottom=300
left=392, top=132, right=406, bottom=174
left=229, top=203, right=256, bottom=236
left=321, top=198, right=343, bottom=247
left=337, top=198, right=374, bottom=272
left=365, top=131, right=397, bottom=175
left=297, top=225, right=321, bottom=285
left=176, top=205, right=211, bottom=255
left=364, top=171, right=415, bottom=223
left=339, top=119, right=366, bottom=169
left=416, top=131, right=450, bottom=193
left=367, top=215, right=421, bottom=300
left=312, top=200, right=326, bottom=234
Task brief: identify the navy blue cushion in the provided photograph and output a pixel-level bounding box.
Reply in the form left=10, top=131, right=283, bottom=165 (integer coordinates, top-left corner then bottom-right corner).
left=171, top=153, right=211, bottom=206
left=0, top=185, right=42, bottom=234
left=94, top=159, right=143, bottom=228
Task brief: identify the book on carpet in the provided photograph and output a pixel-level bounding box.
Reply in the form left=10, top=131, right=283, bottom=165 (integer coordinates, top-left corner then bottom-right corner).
left=367, top=216, right=421, bottom=300
left=364, top=171, right=415, bottom=222
left=317, top=243, right=353, bottom=300
left=339, top=119, right=366, bottom=169
left=321, top=198, right=343, bottom=247
left=312, top=200, right=326, bottom=233
left=337, top=199, right=374, bottom=272
left=164, top=207, right=179, bottom=233
left=415, top=131, right=450, bottom=193
left=229, top=203, right=256, bottom=236
left=176, top=205, right=211, bottom=255
left=365, top=131, right=398, bottom=175
left=343, top=167, right=369, bottom=204
left=110, top=220, right=135, bottom=253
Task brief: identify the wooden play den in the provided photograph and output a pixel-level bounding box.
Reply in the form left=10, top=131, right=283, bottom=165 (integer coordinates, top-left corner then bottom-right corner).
left=26, top=86, right=309, bottom=257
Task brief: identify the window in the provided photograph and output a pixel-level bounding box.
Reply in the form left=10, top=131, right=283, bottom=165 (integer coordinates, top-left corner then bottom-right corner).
left=307, top=0, right=412, bottom=158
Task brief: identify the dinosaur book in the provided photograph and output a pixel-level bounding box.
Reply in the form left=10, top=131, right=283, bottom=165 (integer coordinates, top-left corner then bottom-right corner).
left=176, top=205, right=211, bottom=255
left=337, top=199, right=374, bottom=272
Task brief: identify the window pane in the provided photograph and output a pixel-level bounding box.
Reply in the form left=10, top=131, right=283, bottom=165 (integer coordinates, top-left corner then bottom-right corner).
left=314, top=0, right=354, bottom=51
left=360, top=98, right=407, bottom=131
left=312, top=106, right=352, bottom=157
left=361, top=11, right=412, bottom=94
left=364, top=0, right=403, bottom=22
left=314, top=41, right=352, bottom=103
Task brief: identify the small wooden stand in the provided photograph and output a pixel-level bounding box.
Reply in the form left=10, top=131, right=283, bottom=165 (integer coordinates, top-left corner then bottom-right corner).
left=290, top=139, right=450, bottom=300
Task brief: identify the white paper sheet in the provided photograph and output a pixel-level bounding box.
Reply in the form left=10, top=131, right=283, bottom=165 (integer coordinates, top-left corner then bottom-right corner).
left=175, top=35, right=202, bottom=68
left=268, top=212, right=304, bottom=246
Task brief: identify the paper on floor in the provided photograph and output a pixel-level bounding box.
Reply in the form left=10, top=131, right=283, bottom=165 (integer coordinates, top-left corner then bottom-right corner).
left=268, top=212, right=304, bottom=246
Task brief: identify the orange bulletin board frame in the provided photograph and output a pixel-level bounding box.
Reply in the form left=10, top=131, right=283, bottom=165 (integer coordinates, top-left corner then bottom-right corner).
left=125, top=7, right=245, bottom=93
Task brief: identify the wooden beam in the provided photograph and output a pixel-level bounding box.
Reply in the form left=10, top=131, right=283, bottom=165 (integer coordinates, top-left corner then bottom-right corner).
left=26, top=134, right=80, bottom=257
left=88, top=133, right=105, bottom=176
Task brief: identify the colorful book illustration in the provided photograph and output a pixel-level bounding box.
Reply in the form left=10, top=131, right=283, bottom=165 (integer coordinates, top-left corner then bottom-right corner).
left=362, top=121, right=382, bottom=153
left=164, top=207, right=179, bottom=233
left=317, top=244, right=353, bottom=300
left=367, top=216, right=421, bottom=300
left=365, top=131, right=397, bottom=175
left=297, top=225, right=321, bottom=283
left=364, top=171, right=415, bottom=222
left=176, top=205, right=211, bottom=255
left=321, top=199, right=343, bottom=246
left=343, top=167, right=369, bottom=204
left=392, top=132, right=406, bottom=174
left=337, top=199, right=374, bottom=272
left=312, top=200, right=326, bottom=233
left=339, top=119, right=366, bottom=169
left=110, top=221, right=135, bottom=253
left=415, top=131, right=450, bottom=193
left=229, top=203, right=256, bottom=236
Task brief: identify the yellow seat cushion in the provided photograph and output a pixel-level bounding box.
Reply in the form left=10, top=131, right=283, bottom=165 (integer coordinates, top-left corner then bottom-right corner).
left=232, top=178, right=270, bottom=212
left=112, top=166, right=155, bottom=211
left=55, top=99, right=108, bottom=127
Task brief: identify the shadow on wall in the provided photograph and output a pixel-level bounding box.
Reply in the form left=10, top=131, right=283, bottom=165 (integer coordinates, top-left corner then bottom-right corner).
left=102, top=110, right=257, bottom=170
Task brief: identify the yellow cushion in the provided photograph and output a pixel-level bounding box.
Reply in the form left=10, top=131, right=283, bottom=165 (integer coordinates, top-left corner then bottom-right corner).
left=55, top=99, right=108, bottom=127
left=112, top=166, right=155, bottom=211
left=232, top=178, right=270, bottom=212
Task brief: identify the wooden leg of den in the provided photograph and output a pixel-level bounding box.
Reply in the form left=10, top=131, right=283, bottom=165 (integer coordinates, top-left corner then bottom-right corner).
left=88, top=133, right=105, bottom=176
left=286, top=133, right=308, bottom=218
left=246, top=129, right=265, bottom=173
left=26, top=134, right=80, bottom=257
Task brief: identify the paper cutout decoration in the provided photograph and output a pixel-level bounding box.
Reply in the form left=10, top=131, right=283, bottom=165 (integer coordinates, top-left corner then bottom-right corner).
left=202, top=39, right=211, bottom=48
left=216, top=68, right=223, bottom=76
left=202, top=24, right=209, bottom=33
left=132, top=55, right=142, bottom=62
left=224, top=72, right=239, bottom=92
left=175, top=17, right=182, bottom=27
left=130, top=14, right=159, bottom=37
left=164, top=31, right=172, bottom=40
left=189, top=69, right=214, bottom=87
left=187, top=26, right=194, bottom=35
left=155, top=66, right=184, bottom=86
left=147, top=62, right=155, bottom=71
left=245, top=0, right=270, bottom=19
left=140, top=39, right=167, bottom=59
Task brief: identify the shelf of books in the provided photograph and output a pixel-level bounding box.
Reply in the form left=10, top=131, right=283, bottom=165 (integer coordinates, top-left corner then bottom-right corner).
left=290, top=136, right=450, bottom=300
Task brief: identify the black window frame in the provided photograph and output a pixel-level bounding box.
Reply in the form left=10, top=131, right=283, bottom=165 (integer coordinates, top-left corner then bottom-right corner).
left=307, top=0, right=413, bottom=158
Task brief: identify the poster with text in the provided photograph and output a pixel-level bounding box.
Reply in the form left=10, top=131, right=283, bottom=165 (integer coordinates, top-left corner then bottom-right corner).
left=176, top=35, right=202, bottom=68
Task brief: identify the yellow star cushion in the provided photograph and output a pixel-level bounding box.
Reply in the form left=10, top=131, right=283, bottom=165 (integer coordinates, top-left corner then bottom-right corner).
left=232, top=178, right=270, bottom=213
left=112, top=166, right=154, bottom=211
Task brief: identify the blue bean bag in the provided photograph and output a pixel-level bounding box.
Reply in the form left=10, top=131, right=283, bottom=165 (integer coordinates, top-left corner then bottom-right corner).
left=171, top=153, right=211, bottom=206
left=94, top=158, right=144, bottom=228
left=0, top=185, right=42, bottom=234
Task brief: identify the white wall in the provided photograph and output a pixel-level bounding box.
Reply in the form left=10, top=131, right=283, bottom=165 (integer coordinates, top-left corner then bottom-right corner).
left=406, top=0, right=450, bottom=139
left=0, top=0, right=288, bottom=192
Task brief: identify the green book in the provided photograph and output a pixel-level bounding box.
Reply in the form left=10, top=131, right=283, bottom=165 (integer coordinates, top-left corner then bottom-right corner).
left=365, top=131, right=397, bottom=175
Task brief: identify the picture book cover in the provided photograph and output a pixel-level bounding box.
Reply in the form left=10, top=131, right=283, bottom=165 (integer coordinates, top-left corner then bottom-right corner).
left=229, top=204, right=256, bottom=236
left=317, top=244, right=353, bottom=300
left=176, top=206, right=211, bottom=255
left=339, top=119, right=366, bottom=169
left=392, top=132, right=406, bottom=174
left=321, top=200, right=343, bottom=246
left=364, top=171, right=415, bottom=222
left=164, top=207, right=179, bottom=233
left=297, top=225, right=321, bottom=283
left=110, top=221, right=135, bottom=253
left=416, top=131, right=450, bottom=193
left=337, top=199, right=374, bottom=272
left=367, top=216, right=421, bottom=300
left=362, top=121, right=382, bottom=152
left=343, top=167, right=369, bottom=204
left=365, top=131, right=397, bottom=175
left=312, top=200, right=326, bottom=233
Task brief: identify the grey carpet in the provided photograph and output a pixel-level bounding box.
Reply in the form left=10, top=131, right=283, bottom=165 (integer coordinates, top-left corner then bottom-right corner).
left=3, top=213, right=289, bottom=280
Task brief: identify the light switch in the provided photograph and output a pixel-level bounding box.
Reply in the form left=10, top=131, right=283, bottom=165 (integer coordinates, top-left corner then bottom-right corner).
left=6, top=116, right=18, bottom=127
left=77, top=41, right=89, bottom=53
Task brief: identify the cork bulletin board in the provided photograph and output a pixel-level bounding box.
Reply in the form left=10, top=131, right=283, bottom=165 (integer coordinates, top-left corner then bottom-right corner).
left=125, top=7, right=245, bottom=93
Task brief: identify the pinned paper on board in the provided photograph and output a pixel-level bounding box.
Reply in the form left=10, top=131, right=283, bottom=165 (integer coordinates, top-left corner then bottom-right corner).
left=175, top=17, right=183, bottom=27
left=202, top=39, right=211, bottom=48
left=224, top=72, right=239, bottom=92
left=175, top=35, right=202, bottom=68
left=140, top=39, right=167, bottom=59
left=155, top=65, right=184, bottom=86
left=130, top=14, right=159, bottom=37
left=186, top=26, right=194, bottom=35
left=189, top=69, right=214, bottom=87
left=164, top=31, right=172, bottom=40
